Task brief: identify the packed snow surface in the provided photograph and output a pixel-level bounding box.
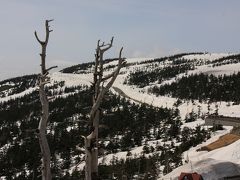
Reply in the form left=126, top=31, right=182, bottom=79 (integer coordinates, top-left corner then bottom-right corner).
left=163, top=133, right=240, bottom=179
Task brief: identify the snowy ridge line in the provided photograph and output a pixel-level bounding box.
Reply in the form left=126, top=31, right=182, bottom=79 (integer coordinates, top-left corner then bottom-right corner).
left=52, top=56, right=240, bottom=120
left=149, top=62, right=240, bottom=89
left=105, top=57, right=154, bottom=66
left=50, top=72, right=92, bottom=87
left=0, top=87, right=37, bottom=103
left=182, top=53, right=235, bottom=61
left=0, top=72, right=91, bottom=103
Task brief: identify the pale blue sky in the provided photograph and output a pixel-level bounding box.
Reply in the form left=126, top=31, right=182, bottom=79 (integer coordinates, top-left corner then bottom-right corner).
left=1, top=0, right=240, bottom=80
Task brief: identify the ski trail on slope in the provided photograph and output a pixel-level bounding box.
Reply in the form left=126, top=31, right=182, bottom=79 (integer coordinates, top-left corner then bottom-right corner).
left=112, top=86, right=142, bottom=104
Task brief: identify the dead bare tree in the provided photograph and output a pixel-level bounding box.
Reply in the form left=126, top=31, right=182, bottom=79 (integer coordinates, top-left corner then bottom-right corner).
left=35, top=19, right=56, bottom=180
left=83, top=37, right=126, bottom=180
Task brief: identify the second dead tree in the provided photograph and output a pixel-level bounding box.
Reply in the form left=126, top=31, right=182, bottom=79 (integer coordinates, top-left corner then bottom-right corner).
left=83, top=37, right=126, bottom=180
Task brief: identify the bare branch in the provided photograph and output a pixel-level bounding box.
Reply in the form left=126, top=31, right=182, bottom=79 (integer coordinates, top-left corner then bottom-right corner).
left=42, top=71, right=49, bottom=78
left=34, top=19, right=53, bottom=45
left=46, top=65, right=58, bottom=72
left=44, top=20, right=52, bottom=44
left=76, top=145, right=85, bottom=153
left=102, top=72, right=115, bottom=81
left=74, top=160, right=85, bottom=171
left=97, top=40, right=100, bottom=47
left=47, top=19, right=54, bottom=23
left=110, top=36, right=114, bottom=45
left=47, top=97, right=55, bottom=101
left=105, top=47, right=125, bottom=90
left=34, top=31, right=44, bottom=45
left=117, top=47, right=125, bottom=65
left=101, top=36, right=114, bottom=52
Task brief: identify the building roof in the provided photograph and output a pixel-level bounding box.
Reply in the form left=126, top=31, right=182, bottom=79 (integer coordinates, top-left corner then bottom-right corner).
left=179, top=172, right=203, bottom=180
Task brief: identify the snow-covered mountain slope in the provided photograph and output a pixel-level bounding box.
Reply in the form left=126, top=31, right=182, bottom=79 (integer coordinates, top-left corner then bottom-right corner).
left=50, top=52, right=240, bottom=119
left=1, top=52, right=240, bottom=179
left=53, top=53, right=240, bottom=170
left=58, top=52, right=240, bottom=178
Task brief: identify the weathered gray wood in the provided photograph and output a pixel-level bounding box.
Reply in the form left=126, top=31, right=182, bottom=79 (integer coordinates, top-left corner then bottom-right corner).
left=84, top=37, right=126, bottom=180
left=35, top=19, right=55, bottom=180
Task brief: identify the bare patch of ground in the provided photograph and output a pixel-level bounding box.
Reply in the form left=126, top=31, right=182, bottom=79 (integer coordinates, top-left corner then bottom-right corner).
left=199, top=133, right=240, bottom=151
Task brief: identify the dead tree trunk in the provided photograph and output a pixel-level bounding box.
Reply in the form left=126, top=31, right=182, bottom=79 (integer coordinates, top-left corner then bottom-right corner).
left=35, top=19, right=56, bottom=180
left=84, top=37, right=126, bottom=180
